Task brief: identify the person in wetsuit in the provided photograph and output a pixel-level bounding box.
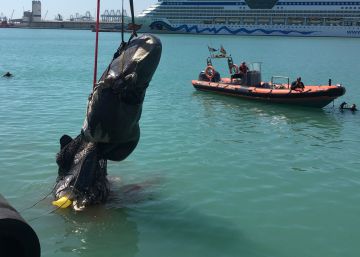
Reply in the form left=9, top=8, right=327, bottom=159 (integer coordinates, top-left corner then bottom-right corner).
left=3, top=72, right=13, bottom=78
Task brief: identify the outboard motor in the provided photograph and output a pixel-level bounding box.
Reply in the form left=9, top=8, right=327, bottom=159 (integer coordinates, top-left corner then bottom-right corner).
left=246, top=70, right=261, bottom=86
left=0, top=194, right=40, bottom=257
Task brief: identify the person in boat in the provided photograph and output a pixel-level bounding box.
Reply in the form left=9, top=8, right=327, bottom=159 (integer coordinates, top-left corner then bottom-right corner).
left=2, top=72, right=13, bottom=78
left=291, top=77, right=305, bottom=91
left=233, top=62, right=248, bottom=82
left=239, top=62, right=249, bottom=75
left=198, top=70, right=221, bottom=82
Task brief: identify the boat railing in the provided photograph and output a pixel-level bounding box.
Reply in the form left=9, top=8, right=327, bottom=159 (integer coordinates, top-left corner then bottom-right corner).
left=271, top=76, right=290, bottom=89
left=249, top=62, right=262, bottom=73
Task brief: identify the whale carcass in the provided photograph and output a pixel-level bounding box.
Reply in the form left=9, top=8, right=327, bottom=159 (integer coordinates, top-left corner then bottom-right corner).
left=53, top=34, right=162, bottom=210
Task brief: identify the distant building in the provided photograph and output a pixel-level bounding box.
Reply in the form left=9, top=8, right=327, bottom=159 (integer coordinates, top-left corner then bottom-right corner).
left=32, top=1, right=41, bottom=22
left=22, top=1, right=41, bottom=23
left=22, top=11, right=32, bottom=23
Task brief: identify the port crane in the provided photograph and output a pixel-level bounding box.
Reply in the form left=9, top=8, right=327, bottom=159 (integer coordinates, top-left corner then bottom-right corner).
left=10, top=10, right=14, bottom=22
left=44, top=10, right=48, bottom=20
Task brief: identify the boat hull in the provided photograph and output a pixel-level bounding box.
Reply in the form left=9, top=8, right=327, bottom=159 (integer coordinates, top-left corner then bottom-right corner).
left=192, top=80, right=346, bottom=108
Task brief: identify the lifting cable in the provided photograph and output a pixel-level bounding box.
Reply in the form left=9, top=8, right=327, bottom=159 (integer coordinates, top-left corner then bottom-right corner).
left=121, top=0, right=125, bottom=44
left=93, top=0, right=101, bottom=88
left=93, top=0, right=138, bottom=89
left=129, top=0, right=137, bottom=39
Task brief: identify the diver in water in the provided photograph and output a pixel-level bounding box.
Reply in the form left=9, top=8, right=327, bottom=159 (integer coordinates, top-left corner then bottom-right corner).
left=2, top=72, right=13, bottom=78
left=340, top=102, right=357, bottom=112
left=340, top=102, right=347, bottom=109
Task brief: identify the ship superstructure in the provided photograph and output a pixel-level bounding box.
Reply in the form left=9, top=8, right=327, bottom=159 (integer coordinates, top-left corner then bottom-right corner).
left=137, top=0, right=360, bottom=37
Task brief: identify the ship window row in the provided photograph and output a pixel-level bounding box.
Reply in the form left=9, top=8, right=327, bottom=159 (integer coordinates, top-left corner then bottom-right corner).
left=159, top=1, right=360, bottom=7
left=277, top=2, right=360, bottom=6
left=160, top=2, right=246, bottom=6
left=152, top=8, right=360, bottom=12
left=159, top=6, right=222, bottom=10
left=340, top=6, right=360, bottom=9
left=149, top=13, right=360, bottom=19
left=153, top=11, right=360, bottom=17
left=150, top=9, right=360, bottom=15
left=152, top=15, right=357, bottom=19
left=154, top=15, right=360, bottom=21
left=157, top=6, right=360, bottom=10
left=150, top=14, right=360, bottom=19
left=152, top=8, right=360, bottom=13
left=167, top=18, right=360, bottom=24
left=152, top=7, right=360, bottom=13
left=276, top=6, right=360, bottom=9
left=165, top=18, right=360, bottom=26
left=152, top=16, right=360, bottom=22
left=154, top=15, right=360, bottom=22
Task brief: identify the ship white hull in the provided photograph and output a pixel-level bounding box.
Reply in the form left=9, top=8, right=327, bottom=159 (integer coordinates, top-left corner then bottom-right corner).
left=139, top=20, right=360, bottom=38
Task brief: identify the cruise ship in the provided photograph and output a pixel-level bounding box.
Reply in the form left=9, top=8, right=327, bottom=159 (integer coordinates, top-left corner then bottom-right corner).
left=136, top=0, right=360, bottom=37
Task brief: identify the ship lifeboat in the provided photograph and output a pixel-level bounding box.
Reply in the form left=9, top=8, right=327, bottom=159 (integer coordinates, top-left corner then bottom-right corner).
left=193, top=59, right=345, bottom=108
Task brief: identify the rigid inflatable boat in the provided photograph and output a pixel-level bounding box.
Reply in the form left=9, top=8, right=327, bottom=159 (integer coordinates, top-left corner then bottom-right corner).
left=192, top=52, right=345, bottom=108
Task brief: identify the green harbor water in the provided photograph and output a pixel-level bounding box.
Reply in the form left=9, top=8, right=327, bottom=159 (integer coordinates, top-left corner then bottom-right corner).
left=0, top=29, right=360, bottom=257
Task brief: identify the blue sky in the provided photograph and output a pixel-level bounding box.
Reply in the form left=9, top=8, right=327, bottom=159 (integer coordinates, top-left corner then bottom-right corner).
left=0, top=0, right=157, bottom=20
